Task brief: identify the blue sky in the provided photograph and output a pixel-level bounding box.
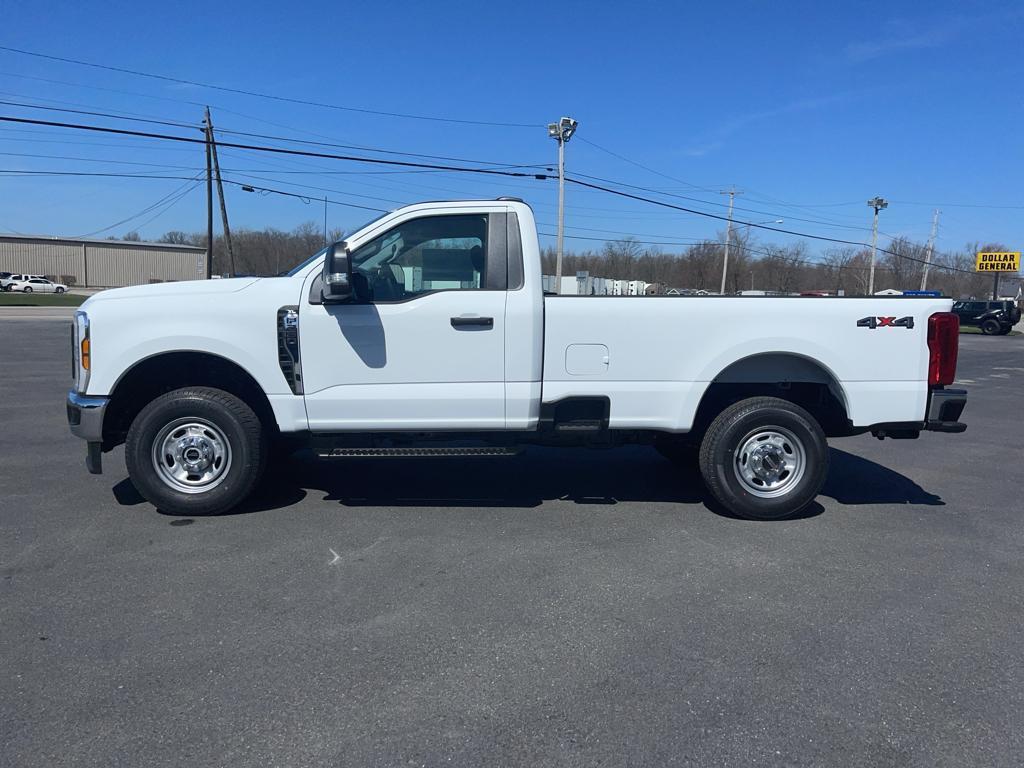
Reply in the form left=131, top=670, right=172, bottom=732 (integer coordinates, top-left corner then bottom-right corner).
left=1, top=0, right=1022, bottom=261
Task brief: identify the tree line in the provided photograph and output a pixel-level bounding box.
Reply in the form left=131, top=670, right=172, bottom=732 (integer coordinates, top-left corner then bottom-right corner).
left=116, top=221, right=1009, bottom=298
left=541, top=230, right=1009, bottom=298
left=118, top=222, right=342, bottom=278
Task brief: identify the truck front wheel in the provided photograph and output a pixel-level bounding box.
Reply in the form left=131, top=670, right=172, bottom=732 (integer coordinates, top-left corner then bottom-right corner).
left=125, top=387, right=267, bottom=515
left=698, top=397, right=829, bottom=520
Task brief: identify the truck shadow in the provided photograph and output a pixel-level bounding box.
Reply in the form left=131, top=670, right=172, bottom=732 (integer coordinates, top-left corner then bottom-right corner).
left=822, top=448, right=944, bottom=506
left=112, top=444, right=943, bottom=518
left=113, top=446, right=943, bottom=518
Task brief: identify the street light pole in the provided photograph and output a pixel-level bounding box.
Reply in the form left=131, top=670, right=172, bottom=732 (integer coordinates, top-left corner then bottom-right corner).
left=866, top=196, right=888, bottom=295
left=548, top=117, right=577, bottom=294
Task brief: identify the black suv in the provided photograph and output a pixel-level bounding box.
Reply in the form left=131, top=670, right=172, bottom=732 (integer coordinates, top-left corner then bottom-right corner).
left=952, top=300, right=1022, bottom=335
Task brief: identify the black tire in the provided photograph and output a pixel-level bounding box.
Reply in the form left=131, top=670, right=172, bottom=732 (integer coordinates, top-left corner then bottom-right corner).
left=980, top=318, right=1001, bottom=335
left=997, top=324, right=1012, bottom=336
left=55, top=287, right=65, bottom=294
left=22, top=286, right=32, bottom=293
left=125, top=387, right=267, bottom=515
left=698, top=397, right=829, bottom=520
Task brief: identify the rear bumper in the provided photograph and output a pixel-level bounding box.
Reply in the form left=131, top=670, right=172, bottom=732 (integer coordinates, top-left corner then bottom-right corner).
left=67, top=390, right=108, bottom=474
left=924, top=388, right=967, bottom=433
left=867, top=387, right=967, bottom=439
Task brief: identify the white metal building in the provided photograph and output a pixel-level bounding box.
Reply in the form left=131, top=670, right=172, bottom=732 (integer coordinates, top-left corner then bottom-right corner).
left=0, top=235, right=207, bottom=288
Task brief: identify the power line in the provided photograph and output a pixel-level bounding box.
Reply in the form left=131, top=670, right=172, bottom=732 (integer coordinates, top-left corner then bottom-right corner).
left=0, top=99, right=197, bottom=130
left=0, top=96, right=199, bottom=129
left=573, top=139, right=922, bottom=236
left=0, top=114, right=979, bottom=274
left=0, top=169, right=389, bottom=213
left=568, top=170, right=903, bottom=236
left=890, top=199, right=1024, bottom=210
left=576, top=136, right=719, bottom=194
left=1, top=163, right=977, bottom=276
left=0, top=70, right=545, bottom=166
left=0, top=99, right=554, bottom=169
left=562, top=176, right=977, bottom=275
left=73, top=175, right=203, bottom=238
left=0, top=45, right=542, bottom=128
left=0, top=150, right=204, bottom=170
left=0, top=115, right=553, bottom=179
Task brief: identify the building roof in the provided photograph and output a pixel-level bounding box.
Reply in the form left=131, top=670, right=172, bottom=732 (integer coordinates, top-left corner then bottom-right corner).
left=0, top=234, right=205, bottom=251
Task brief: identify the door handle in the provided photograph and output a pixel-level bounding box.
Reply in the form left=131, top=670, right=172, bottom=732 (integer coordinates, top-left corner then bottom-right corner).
left=450, top=316, right=494, bottom=329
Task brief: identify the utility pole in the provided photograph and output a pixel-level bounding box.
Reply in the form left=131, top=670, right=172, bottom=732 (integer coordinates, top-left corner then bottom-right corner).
left=719, top=187, right=740, bottom=295
left=548, top=117, right=578, bottom=294
left=204, top=117, right=213, bottom=279
left=323, top=196, right=328, bottom=247
left=866, top=196, right=888, bottom=295
left=205, top=107, right=236, bottom=277
left=920, top=209, right=940, bottom=291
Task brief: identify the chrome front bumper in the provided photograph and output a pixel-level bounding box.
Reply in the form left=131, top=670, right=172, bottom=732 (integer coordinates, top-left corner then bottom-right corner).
left=67, top=390, right=109, bottom=473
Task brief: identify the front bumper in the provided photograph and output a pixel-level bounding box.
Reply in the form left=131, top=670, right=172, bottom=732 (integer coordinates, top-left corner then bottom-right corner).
left=67, top=390, right=109, bottom=474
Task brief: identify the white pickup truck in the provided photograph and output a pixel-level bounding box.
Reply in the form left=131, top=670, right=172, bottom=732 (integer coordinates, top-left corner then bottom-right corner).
left=67, top=199, right=967, bottom=520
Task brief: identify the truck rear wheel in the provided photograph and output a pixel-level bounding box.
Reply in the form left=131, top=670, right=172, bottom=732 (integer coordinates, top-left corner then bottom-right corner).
left=125, top=387, right=267, bottom=515
left=698, top=397, right=828, bottom=520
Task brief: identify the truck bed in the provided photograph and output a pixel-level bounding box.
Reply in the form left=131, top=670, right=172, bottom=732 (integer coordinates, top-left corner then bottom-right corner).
left=541, top=295, right=953, bottom=431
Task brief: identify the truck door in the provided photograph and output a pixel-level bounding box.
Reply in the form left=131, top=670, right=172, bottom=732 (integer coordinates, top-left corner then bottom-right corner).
left=300, top=209, right=509, bottom=431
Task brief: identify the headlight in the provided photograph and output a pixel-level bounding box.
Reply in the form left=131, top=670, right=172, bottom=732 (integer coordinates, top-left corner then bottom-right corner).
left=74, top=311, right=90, bottom=393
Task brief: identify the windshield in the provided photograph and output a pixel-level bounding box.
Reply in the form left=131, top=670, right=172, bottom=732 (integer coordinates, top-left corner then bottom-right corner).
left=283, top=211, right=392, bottom=277
left=285, top=247, right=328, bottom=277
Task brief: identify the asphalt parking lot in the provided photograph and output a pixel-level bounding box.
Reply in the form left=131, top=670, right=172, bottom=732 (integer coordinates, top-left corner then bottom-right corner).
left=2, top=317, right=1022, bottom=767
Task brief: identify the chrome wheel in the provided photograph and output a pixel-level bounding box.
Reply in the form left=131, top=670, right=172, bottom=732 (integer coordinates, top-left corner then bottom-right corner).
left=151, top=418, right=232, bottom=494
left=733, top=426, right=806, bottom=498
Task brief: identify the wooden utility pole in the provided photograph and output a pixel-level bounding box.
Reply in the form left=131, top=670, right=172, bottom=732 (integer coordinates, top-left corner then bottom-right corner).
left=719, top=187, right=741, bottom=295
left=204, top=114, right=213, bottom=279
left=205, top=107, right=235, bottom=277
left=919, top=209, right=940, bottom=291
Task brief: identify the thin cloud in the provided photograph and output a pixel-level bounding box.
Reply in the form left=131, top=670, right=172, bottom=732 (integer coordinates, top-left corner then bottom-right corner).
left=675, top=92, right=861, bottom=157
left=845, top=10, right=1024, bottom=63
left=845, top=22, right=956, bottom=62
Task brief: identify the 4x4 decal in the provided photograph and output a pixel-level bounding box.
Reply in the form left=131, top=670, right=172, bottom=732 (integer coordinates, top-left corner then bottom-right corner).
left=857, top=316, right=915, bottom=329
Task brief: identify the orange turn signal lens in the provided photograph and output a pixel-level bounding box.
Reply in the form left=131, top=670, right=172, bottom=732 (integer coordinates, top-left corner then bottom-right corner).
left=80, top=338, right=90, bottom=370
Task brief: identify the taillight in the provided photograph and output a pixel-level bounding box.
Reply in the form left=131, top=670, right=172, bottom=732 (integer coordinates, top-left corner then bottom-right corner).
left=927, top=312, right=959, bottom=387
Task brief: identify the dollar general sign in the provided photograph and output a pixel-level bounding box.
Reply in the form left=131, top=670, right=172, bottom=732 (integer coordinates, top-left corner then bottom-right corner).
left=975, top=251, right=1021, bottom=272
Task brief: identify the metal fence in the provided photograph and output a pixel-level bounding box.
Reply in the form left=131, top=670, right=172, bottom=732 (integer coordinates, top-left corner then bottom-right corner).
left=0, top=236, right=206, bottom=288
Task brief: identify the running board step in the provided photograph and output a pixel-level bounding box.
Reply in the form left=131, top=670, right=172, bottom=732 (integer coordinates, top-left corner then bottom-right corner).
left=318, top=446, right=521, bottom=458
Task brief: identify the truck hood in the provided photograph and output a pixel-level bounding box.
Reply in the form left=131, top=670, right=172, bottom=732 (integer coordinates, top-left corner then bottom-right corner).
left=82, top=277, right=261, bottom=306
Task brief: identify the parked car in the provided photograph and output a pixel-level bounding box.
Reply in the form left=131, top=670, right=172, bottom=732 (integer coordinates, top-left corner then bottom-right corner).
left=2, top=273, right=46, bottom=291
left=9, top=277, right=68, bottom=294
left=951, top=300, right=1021, bottom=335
left=66, top=199, right=967, bottom=521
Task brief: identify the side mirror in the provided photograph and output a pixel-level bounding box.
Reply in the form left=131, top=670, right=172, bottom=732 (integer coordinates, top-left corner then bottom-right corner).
left=321, top=242, right=352, bottom=303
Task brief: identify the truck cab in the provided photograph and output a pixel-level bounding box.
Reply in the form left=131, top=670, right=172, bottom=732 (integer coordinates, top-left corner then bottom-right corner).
left=67, top=199, right=967, bottom=521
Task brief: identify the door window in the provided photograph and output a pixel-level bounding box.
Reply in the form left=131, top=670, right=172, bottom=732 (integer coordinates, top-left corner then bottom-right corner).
left=349, top=214, right=488, bottom=302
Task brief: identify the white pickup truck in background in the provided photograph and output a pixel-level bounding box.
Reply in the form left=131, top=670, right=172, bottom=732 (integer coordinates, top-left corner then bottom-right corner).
left=67, top=198, right=968, bottom=520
